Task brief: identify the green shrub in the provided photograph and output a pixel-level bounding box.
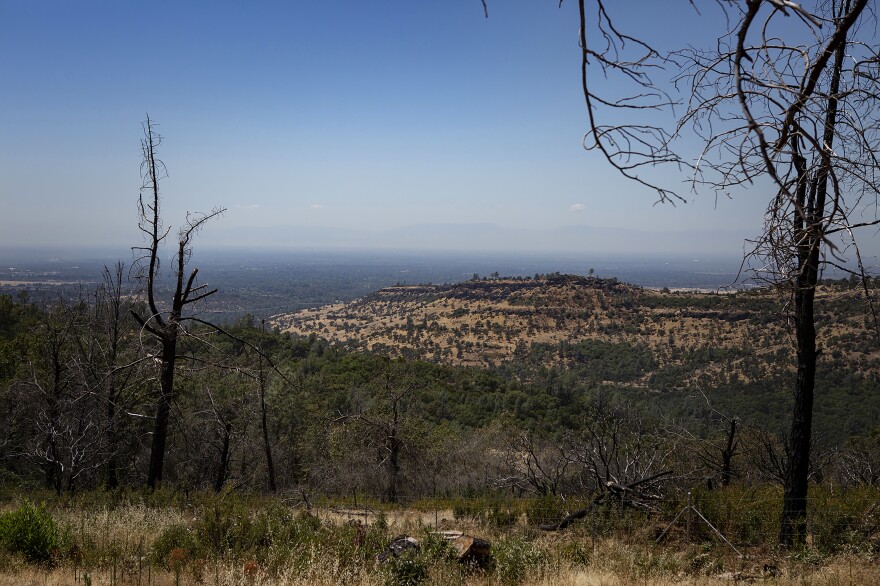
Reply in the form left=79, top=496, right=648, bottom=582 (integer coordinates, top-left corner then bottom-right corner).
left=524, top=495, right=567, bottom=526
left=487, top=505, right=518, bottom=528
left=805, top=488, right=880, bottom=554
left=417, top=531, right=456, bottom=563
left=151, top=524, right=197, bottom=567
left=557, top=540, right=590, bottom=567
left=382, top=550, right=428, bottom=586
left=452, top=497, right=518, bottom=527
left=196, top=500, right=266, bottom=556
left=0, top=501, right=61, bottom=563
left=684, top=488, right=778, bottom=546
left=452, top=498, right=482, bottom=522
left=493, top=538, right=544, bottom=585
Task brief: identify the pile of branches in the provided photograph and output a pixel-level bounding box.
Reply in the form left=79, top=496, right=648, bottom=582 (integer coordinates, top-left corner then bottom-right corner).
left=539, top=470, right=672, bottom=531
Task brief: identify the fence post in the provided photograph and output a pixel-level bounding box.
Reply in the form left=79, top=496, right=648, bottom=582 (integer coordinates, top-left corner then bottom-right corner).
left=686, top=491, right=692, bottom=546
left=591, top=500, right=596, bottom=553
left=808, top=495, right=814, bottom=548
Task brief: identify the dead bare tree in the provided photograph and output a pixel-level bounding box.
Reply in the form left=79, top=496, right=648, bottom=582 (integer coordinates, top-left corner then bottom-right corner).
left=70, top=263, right=146, bottom=489
left=25, top=302, right=77, bottom=494
left=131, top=116, right=226, bottom=489
left=17, top=295, right=117, bottom=493
left=334, top=360, right=418, bottom=503
left=571, top=400, right=676, bottom=506
left=741, top=426, right=837, bottom=486
left=498, top=428, right=575, bottom=497
left=258, top=320, right=277, bottom=492
left=838, top=427, right=880, bottom=486
left=204, top=384, right=246, bottom=493
left=673, top=393, right=741, bottom=488
left=538, top=399, right=676, bottom=530
left=566, top=0, right=880, bottom=545
left=95, top=263, right=144, bottom=489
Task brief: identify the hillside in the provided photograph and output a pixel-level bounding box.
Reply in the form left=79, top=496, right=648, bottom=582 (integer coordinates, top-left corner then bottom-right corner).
left=270, top=274, right=880, bottom=391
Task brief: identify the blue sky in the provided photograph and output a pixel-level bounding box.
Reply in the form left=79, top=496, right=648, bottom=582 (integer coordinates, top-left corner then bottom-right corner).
left=0, top=1, right=774, bottom=255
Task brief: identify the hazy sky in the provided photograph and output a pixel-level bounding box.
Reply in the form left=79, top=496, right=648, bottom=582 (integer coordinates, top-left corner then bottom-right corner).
left=0, top=1, right=799, bottom=256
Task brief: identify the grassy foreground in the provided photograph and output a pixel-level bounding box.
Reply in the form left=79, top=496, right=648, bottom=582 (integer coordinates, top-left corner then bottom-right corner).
left=1, top=489, right=878, bottom=585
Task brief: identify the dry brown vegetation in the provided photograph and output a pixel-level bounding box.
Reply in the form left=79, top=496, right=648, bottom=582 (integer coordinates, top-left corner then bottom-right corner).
left=2, top=494, right=879, bottom=586
left=3, top=555, right=879, bottom=585
left=270, top=275, right=879, bottom=387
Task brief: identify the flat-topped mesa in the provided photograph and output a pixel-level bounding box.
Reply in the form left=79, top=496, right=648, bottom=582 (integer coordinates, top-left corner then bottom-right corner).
left=366, top=275, right=632, bottom=305
left=368, top=285, right=444, bottom=303
left=269, top=274, right=876, bottom=385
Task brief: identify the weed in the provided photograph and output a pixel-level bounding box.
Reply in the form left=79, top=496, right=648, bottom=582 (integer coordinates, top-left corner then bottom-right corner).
left=493, top=538, right=545, bottom=585
left=0, top=501, right=61, bottom=563
left=151, top=524, right=197, bottom=567
left=524, top=495, right=567, bottom=527
left=382, top=550, right=428, bottom=586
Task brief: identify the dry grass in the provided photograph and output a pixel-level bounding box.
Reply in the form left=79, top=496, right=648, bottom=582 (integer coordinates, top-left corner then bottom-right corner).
left=2, top=556, right=879, bottom=585
left=269, top=278, right=877, bottom=385
left=2, top=496, right=878, bottom=586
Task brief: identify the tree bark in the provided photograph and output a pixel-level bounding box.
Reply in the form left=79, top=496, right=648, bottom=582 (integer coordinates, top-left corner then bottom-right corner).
left=780, top=266, right=817, bottom=545
left=147, top=339, right=177, bottom=489
left=259, top=321, right=277, bottom=492
left=134, top=117, right=224, bottom=490
left=214, top=421, right=232, bottom=493
left=385, top=427, right=400, bottom=503
left=779, top=18, right=847, bottom=546
left=720, top=419, right=737, bottom=488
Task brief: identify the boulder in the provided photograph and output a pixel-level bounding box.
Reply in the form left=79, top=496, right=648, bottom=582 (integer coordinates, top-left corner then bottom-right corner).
left=376, top=535, right=420, bottom=563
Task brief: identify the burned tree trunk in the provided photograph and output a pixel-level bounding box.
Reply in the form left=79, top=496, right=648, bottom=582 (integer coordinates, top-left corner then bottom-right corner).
left=779, top=20, right=846, bottom=545
left=384, top=425, right=401, bottom=504
left=565, top=0, right=874, bottom=547
left=258, top=321, right=277, bottom=492
left=719, top=419, right=737, bottom=488
left=146, top=339, right=177, bottom=489
left=131, top=116, right=225, bottom=490
left=214, top=420, right=232, bottom=493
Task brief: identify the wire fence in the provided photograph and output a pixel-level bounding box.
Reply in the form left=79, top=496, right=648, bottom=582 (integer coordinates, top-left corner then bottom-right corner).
left=297, top=488, right=880, bottom=554
left=4, top=486, right=876, bottom=585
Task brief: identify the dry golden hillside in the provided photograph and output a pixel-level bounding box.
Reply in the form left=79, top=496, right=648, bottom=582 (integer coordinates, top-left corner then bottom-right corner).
left=270, top=274, right=878, bottom=388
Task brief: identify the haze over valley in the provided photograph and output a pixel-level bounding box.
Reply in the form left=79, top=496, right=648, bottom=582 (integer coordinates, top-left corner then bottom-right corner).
left=0, top=246, right=749, bottom=321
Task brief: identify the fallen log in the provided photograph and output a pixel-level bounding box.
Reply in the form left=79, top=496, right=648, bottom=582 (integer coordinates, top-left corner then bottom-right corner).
left=539, top=470, right=673, bottom=531
left=452, top=534, right=491, bottom=564
left=538, top=496, right=601, bottom=531
left=434, top=531, right=493, bottom=565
